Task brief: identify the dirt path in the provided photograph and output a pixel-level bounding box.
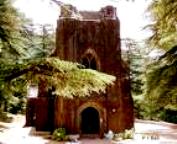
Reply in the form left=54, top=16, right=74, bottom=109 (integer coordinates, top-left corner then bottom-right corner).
left=1, top=116, right=177, bottom=144
left=134, top=119, right=177, bottom=143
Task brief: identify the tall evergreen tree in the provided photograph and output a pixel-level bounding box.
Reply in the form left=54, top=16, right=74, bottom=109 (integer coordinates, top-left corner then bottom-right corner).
left=122, top=38, right=149, bottom=96
left=144, top=0, right=177, bottom=121
left=0, top=0, right=28, bottom=58
left=147, top=0, right=177, bottom=49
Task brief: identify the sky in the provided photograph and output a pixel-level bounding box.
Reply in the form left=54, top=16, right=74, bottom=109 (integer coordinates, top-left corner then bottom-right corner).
left=14, top=0, right=152, bottom=41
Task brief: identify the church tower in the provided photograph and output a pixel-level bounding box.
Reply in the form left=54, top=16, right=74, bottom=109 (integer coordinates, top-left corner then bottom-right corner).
left=26, top=5, right=134, bottom=136
left=54, top=5, right=134, bottom=135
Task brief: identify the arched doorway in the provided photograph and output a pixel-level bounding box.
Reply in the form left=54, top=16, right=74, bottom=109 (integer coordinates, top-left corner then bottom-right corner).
left=81, top=107, right=100, bottom=134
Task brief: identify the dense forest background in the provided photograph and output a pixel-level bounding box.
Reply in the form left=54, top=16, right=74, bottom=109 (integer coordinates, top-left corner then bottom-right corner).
left=125, top=0, right=177, bottom=122
left=0, top=0, right=177, bottom=123
left=0, top=0, right=55, bottom=117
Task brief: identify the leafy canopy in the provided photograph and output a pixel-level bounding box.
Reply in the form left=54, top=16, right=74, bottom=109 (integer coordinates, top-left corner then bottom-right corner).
left=139, top=0, right=177, bottom=120
left=1, top=58, right=115, bottom=98
left=144, top=45, right=177, bottom=109
left=147, top=0, right=177, bottom=50
left=145, top=0, right=177, bottom=110
left=0, top=0, right=28, bottom=58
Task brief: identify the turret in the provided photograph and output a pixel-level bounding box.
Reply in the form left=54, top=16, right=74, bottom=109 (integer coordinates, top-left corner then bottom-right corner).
left=100, top=6, right=117, bottom=19
left=60, top=4, right=79, bottom=18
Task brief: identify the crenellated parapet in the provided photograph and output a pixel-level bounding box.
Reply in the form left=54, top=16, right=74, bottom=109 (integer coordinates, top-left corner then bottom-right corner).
left=100, top=6, right=117, bottom=19
left=60, top=4, right=80, bottom=18
left=59, top=4, right=117, bottom=20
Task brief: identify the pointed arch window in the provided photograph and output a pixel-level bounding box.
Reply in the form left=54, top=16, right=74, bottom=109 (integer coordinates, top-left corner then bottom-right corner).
left=81, top=53, right=97, bottom=70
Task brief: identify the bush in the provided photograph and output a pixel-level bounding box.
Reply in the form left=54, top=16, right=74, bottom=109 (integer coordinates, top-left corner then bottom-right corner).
left=123, top=129, right=134, bottom=139
left=0, top=111, right=13, bottom=123
left=52, top=128, right=69, bottom=141
left=8, top=94, right=26, bottom=114
left=162, top=109, right=177, bottom=123
left=113, top=128, right=134, bottom=141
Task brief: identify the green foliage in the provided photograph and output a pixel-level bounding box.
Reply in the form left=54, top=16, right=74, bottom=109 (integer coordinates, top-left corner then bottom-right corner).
left=143, top=45, right=177, bottom=121
left=0, top=111, right=13, bottom=122
left=0, top=1, right=55, bottom=59
left=52, top=128, right=69, bottom=141
left=0, top=0, right=28, bottom=58
left=141, top=0, right=177, bottom=121
left=122, top=129, right=134, bottom=139
left=0, top=70, right=27, bottom=114
left=162, top=109, right=177, bottom=123
left=122, top=38, right=149, bottom=97
left=0, top=0, right=55, bottom=114
left=113, top=128, right=134, bottom=141
left=1, top=57, right=115, bottom=98
left=121, top=39, right=151, bottom=119
left=23, top=23, right=55, bottom=58
left=146, top=0, right=177, bottom=49
left=133, top=97, right=145, bottom=119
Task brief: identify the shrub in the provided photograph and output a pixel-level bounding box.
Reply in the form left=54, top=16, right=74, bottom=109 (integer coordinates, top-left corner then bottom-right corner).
left=123, top=129, right=134, bottom=139
left=52, top=128, right=69, bottom=141
left=0, top=111, right=13, bottom=123
left=112, top=128, right=134, bottom=141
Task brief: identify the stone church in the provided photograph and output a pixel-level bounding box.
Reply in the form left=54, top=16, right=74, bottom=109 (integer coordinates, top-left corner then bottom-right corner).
left=26, top=5, right=134, bottom=137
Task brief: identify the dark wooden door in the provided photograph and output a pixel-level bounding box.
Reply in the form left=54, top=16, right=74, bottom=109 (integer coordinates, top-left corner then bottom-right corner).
left=81, top=107, right=100, bottom=134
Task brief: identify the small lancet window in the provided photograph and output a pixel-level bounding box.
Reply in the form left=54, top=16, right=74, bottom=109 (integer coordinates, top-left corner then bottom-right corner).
left=82, top=54, right=97, bottom=70
left=82, top=57, right=90, bottom=69
left=90, top=58, right=97, bottom=70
